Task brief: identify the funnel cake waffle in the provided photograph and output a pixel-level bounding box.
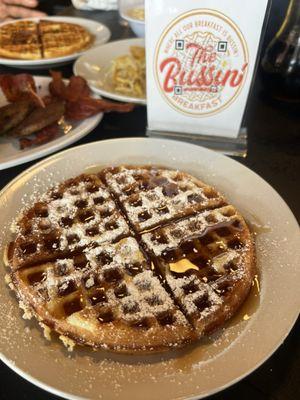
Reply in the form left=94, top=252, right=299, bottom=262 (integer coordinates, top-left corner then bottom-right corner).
left=5, top=167, right=255, bottom=353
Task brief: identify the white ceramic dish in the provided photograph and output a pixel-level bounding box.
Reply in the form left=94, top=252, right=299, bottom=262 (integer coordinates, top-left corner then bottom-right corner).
left=120, top=0, right=145, bottom=37
left=0, top=17, right=111, bottom=69
left=0, top=138, right=299, bottom=400
left=0, top=76, right=103, bottom=170
left=74, top=38, right=146, bottom=105
left=127, top=19, right=145, bottom=38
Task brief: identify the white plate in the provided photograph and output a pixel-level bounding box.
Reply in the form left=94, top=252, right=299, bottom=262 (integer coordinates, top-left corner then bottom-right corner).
left=120, top=1, right=145, bottom=37
left=0, top=76, right=103, bottom=170
left=0, top=138, right=299, bottom=400
left=0, top=17, right=111, bottom=69
left=74, top=38, right=146, bottom=105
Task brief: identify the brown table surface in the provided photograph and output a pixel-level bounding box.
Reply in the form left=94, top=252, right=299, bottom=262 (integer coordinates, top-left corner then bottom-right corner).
left=0, top=6, right=299, bottom=400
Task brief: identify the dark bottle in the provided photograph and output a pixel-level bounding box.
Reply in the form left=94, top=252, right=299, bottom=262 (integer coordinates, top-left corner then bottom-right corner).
left=261, top=0, right=300, bottom=102
left=38, top=0, right=70, bottom=15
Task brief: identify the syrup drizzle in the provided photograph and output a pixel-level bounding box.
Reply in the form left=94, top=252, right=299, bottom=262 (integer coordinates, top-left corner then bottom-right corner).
left=172, top=273, right=261, bottom=372
left=160, top=219, right=244, bottom=276
left=245, top=213, right=271, bottom=236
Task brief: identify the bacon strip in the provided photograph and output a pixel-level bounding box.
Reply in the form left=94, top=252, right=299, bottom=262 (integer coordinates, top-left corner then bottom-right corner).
left=49, top=70, right=68, bottom=99
left=0, top=74, right=44, bottom=107
left=0, top=74, right=35, bottom=102
left=49, top=71, right=134, bottom=118
left=66, top=98, right=134, bottom=120
left=49, top=71, right=90, bottom=102
left=19, top=124, right=59, bottom=149
left=27, top=87, right=45, bottom=108
left=42, top=95, right=56, bottom=106
left=66, top=75, right=90, bottom=102
left=4, top=72, right=135, bottom=150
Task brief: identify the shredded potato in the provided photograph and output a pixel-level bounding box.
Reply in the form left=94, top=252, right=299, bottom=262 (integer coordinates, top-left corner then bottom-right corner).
left=109, top=46, right=146, bottom=98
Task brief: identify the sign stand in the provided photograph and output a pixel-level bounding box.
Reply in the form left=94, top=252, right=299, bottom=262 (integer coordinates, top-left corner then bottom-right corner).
left=145, top=0, right=272, bottom=157
left=146, top=128, right=247, bottom=157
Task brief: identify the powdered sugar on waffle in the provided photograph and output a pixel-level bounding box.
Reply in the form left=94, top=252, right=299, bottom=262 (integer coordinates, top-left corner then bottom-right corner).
left=85, top=238, right=189, bottom=325
left=7, top=168, right=255, bottom=352
left=85, top=236, right=144, bottom=266
left=167, top=274, right=222, bottom=317
left=16, top=177, right=130, bottom=255
left=28, top=237, right=190, bottom=327
left=118, top=270, right=188, bottom=325
left=49, top=181, right=130, bottom=249
left=104, top=166, right=225, bottom=230
left=141, top=205, right=238, bottom=256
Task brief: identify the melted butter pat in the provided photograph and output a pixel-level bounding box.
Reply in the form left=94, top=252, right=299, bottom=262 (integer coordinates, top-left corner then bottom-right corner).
left=169, top=258, right=199, bottom=273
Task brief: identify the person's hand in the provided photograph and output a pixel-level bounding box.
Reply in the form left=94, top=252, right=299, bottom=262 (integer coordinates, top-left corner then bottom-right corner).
left=0, top=0, right=46, bottom=21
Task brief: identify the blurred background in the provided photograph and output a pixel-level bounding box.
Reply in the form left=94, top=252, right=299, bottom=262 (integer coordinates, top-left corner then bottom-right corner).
left=37, top=0, right=289, bottom=48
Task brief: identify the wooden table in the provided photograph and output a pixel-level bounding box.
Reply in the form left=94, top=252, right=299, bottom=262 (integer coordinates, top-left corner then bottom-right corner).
left=0, top=7, right=299, bottom=400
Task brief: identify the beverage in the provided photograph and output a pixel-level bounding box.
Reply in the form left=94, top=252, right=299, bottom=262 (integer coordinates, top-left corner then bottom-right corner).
left=261, top=0, right=300, bottom=102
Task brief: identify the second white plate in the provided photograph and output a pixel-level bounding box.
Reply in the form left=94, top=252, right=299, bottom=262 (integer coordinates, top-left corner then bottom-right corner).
left=0, top=138, right=299, bottom=400
left=0, top=16, right=111, bottom=69
left=74, top=38, right=146, bottom=105
left=0, top=76, right=103, bottom=170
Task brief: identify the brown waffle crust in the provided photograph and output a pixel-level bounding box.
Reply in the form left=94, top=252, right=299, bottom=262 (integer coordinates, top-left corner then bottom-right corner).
left=0, top=20, right=93, bottom=60
left=5, top=166, right=255, bottom=353
left=39, top=20, right=93, bottom=59
left=0, top=20, right=41, bottom=60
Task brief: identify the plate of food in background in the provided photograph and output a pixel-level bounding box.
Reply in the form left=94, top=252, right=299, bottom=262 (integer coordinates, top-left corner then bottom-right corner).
left=74, top=38, right=146, bottom=105
left=0, top=73, right=134, bottom=170
left=0, top=16, right=111, bottom=69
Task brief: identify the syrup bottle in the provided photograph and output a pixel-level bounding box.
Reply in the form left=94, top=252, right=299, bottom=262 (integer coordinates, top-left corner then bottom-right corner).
left=261, top=0, right=300, bottom=102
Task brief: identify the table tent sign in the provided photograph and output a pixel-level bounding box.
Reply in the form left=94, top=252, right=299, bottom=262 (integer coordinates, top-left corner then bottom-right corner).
left=145, top=0, right=270, bottom=155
